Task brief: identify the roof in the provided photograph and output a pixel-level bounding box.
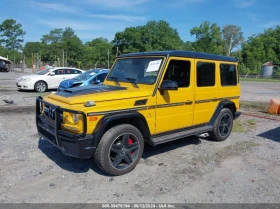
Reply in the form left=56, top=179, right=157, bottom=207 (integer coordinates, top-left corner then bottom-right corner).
left=0, top=56, right=12, bottom=64
left=50, top=67, right=81, bottom=70
left=118, top=50, right=238, bottom=62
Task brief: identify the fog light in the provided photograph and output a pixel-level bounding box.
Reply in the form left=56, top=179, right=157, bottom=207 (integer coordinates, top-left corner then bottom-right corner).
left=72, top=113, right=79, bottom=124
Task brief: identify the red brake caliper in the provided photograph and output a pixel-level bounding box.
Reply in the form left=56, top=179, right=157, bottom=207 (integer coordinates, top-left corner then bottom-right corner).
left=128, top=138, right=133, bottom=155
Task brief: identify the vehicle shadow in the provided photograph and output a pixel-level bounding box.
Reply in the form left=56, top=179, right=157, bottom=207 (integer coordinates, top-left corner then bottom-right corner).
left=38, top=136, right=202, bottom=176
left=142, top=136, right=201, bottom=159
left=257, top=127, right=280, bottom=143
left=18, top=89, right=53, bottom=93
left=38, top=138, right=93, bottom=174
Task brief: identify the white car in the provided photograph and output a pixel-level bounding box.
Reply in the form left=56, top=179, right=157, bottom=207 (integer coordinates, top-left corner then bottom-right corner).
left=16, top=67, right=84, bottom=92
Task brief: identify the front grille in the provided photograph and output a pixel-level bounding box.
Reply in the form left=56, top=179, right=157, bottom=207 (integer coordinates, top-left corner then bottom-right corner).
left=43, top=104, right=56, bottom=121
left=38, top=122, right=57, bottom=145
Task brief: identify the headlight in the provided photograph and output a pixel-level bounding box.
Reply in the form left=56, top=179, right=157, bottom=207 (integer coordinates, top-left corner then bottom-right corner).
left=72, top=113, right=79, bottom=124
left=23, top=78, right=31, bottom=82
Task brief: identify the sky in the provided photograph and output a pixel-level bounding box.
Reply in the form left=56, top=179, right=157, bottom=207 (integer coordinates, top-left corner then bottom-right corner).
left=1, top=0, right=280, bottom=44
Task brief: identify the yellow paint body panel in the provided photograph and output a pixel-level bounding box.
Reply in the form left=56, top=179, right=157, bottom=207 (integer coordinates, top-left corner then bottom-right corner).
left=41, top=55, right=240, bottom=136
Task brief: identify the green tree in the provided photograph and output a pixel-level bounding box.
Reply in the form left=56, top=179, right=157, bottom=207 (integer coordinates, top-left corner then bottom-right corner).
left=23, top=42, right=42, bottom=57
left=62, top=27, right=83, bottom=67
left=190, top=21, right=224, bottom=55
left=241, top=26, right=280, bottom=74
left=0, top=19, right=26, bottom=51
left=184, top=41, right=195, bottom=51
left=82, top=38, right=113, bottom=69
left=113, top=20, right=184, bottom=54
left=222, top=25, right=244, bottom=56
left=41, top=28, right=63, bottom=61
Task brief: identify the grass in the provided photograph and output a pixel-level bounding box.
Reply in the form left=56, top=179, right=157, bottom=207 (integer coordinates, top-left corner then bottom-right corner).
left=240, top=77, right=280, bottom=83
left=240, top=101, right=268, bottom=111
left=0, top=86, right=14, bottom=89
left=232, top=119, right=256, bottom=133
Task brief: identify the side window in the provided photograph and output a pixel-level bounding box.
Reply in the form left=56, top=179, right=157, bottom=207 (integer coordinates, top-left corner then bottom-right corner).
left=54, top=69, right=65, bottom=75
left=163, top=60, right=191, bottom=88
left=65, top=69, right=81, bottom=74
left=220, top=64, right=237, bottom=86
left=196, top=62, right=215, bottom=87
left=97, top=73, right=107, bottom=82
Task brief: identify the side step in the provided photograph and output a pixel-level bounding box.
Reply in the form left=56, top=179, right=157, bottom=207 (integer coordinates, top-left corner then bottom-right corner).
left=150, top=125, right=213, bottom=146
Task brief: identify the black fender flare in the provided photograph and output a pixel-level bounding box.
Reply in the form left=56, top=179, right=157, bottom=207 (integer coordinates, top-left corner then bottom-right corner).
left=92, top=111, right=151, bottom=147
left=208, top=100, right=237, bottom=125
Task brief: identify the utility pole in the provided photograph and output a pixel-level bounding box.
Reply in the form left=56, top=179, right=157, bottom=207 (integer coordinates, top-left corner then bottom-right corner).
left=62, top=50, right=64, bottom=67
left=13, top=55, right=15, bottom=71
left=65, top=51, right=67, bottom=67
left=95, top=61, right=99, bottom=70
left=108, top=49, right=110, bottom=70
left=116, top=46, right=119, bottom=57
left=24, top=54, right=25, bottom=70
left=32, top=53, right=34, bottom=74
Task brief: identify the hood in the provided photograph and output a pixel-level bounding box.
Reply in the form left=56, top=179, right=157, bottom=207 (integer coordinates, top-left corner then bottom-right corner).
left=47, top=84, right=151, bottom=105
left=59, top=79, right=83, bottom=88
left=18, top=74, right=42, bottom=80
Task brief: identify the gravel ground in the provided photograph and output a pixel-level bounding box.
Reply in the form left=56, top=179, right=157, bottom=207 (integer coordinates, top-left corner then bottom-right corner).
left=241, top=81, right=280, bottom=102
left=0, top=71, right=280, bottom=203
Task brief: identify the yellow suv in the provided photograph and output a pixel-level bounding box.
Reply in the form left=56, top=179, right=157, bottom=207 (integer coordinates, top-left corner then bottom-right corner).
left=36, top=51, right=241, bottom=176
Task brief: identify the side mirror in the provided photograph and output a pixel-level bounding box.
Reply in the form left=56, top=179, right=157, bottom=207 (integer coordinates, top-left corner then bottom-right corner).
left=159, top=80, right=178, bottom=91
left=93, top=79, right=101, bottom=84
left=49, top=72, right=55, bottom=76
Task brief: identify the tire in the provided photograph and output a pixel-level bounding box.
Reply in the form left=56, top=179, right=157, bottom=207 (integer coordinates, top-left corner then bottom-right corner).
left=94, top=124, right=144, bottom=176
left=209, top=108, right=233, bottom=141
left=35, top=81, right=47, bottom=92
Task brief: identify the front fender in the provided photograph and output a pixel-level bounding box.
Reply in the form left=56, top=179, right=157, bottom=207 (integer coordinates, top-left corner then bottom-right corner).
left=92, top=111, right=151, bottom=147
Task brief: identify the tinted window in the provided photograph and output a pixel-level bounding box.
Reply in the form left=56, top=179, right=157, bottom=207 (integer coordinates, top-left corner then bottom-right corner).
left=220, top=64, right=237, bottom=86
left=163, top=60, right=191, bottom=88
left=197, top=62, right=215, bottom=87
left=65, top=69, right=81, bottom=74
left=97, top=73, right=107, bottom=82
left=54, top=69, right=65, bottom=75
left=36, top=68, right=52, bottom=75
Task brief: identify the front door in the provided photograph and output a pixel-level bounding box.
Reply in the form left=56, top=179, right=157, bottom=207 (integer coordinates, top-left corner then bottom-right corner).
left=49, top=69, right=66, bottom=89
left=155, top=58, right=194, bottom=134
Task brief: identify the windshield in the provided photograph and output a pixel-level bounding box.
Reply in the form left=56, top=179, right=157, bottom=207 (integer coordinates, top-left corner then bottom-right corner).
left=74, top=70, right=99, bottom=81
left=36, top=68, right=52, bottom=75
left=107, top=57, right=164, bottom=85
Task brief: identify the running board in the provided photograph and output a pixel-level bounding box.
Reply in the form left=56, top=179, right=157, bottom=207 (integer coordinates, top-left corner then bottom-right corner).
left=150, top=125, right=213, bottom=146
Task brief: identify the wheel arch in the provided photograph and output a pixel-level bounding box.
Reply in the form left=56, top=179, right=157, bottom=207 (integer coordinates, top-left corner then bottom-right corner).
left=92, top=111, right=151, bottom=147
left=34, top=80, right=48, bottom=90
left=209, top=100, right=236, bottom=125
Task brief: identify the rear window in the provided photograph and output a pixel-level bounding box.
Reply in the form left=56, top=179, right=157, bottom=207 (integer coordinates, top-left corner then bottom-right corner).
left=220, top=64, right=237, bottom=86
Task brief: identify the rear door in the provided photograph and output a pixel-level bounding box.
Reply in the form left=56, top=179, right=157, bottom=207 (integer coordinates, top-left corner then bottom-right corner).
left=193, top=60, right=219, bottom=125
left=65, top=69, right=82, bottom=79
left=218, top=62, right=240, bottom=106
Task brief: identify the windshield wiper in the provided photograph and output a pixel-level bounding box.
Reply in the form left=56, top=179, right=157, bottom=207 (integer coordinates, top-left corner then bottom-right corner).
left=108, top=76, right=120, bottom=85
left=124, top=78, right=138, bottom=87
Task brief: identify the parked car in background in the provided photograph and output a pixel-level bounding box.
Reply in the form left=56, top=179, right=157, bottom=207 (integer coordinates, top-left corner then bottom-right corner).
left=16, top=67, right=84, bottom=92
left=57, top=69, right=109, bottom=91
left=0, top=60, right=9, bottom=72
